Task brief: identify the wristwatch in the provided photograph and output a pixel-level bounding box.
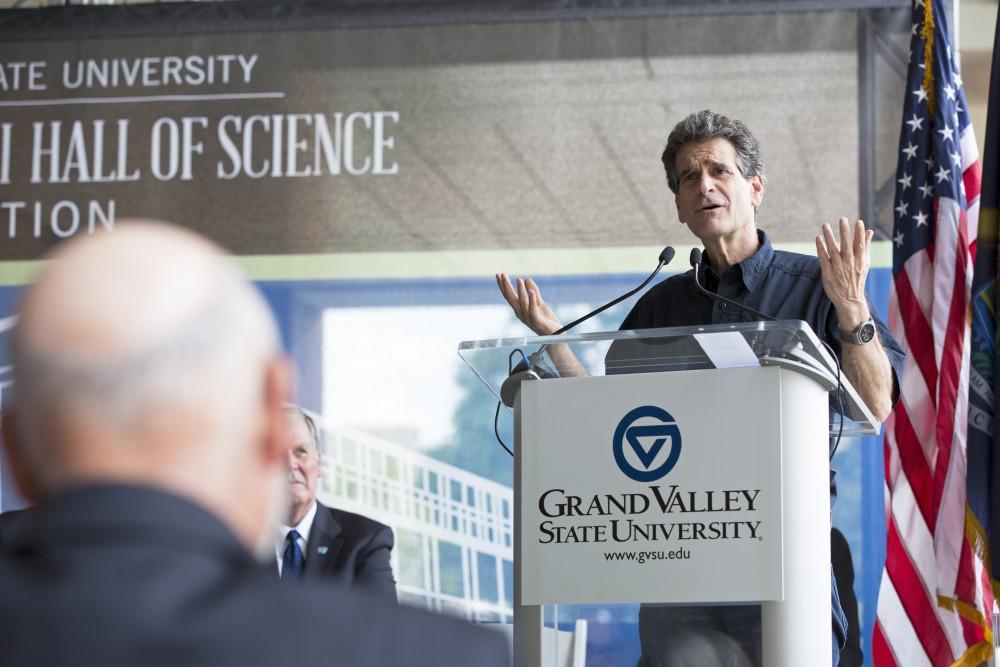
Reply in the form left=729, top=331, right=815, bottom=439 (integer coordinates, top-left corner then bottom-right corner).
left=837, top=318, right=877, bottom=345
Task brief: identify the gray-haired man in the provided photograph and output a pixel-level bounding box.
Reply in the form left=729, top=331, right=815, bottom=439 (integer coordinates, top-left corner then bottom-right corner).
left=277, top=406, right=396, bottom=601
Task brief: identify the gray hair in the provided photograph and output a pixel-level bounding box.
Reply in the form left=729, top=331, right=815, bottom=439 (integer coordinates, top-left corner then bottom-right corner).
left=661, top=110, right=766, bottom=194
left=286, top=405, right=323, bottom=456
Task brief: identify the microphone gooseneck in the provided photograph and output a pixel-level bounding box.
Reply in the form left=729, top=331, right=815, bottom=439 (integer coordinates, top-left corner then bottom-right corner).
left=689, top=248, right=774, bottom=321
left=498, top=246, right=676, bottom=408
left=552, top=245, right=675, bottom=335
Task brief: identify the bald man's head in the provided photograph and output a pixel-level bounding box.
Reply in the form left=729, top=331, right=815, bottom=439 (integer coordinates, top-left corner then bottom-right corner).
left=5, top=222, right=293, bottom=554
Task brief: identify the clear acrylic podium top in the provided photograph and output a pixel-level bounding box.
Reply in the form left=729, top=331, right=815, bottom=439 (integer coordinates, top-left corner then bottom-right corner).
left=459, top=319, right=880, bottom=436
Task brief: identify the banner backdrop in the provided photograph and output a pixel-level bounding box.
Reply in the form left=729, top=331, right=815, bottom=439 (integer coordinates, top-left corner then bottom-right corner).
left=0, top=9, right=883, bottom=259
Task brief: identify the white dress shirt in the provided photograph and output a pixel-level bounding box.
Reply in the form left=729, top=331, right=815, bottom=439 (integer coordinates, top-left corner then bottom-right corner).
left=275, top=500, right=317, bottom=575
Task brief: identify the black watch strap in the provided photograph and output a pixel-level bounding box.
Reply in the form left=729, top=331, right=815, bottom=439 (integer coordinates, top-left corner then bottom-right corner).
left=837, top=318, right=877, bottom=345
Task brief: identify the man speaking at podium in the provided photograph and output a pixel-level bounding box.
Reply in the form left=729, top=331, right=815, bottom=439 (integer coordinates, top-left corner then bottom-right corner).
left=498, top=110, right=905, bottom=666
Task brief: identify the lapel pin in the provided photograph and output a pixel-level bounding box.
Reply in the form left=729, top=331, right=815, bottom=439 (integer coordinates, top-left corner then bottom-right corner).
left=317, top=546, right=329, bottom=555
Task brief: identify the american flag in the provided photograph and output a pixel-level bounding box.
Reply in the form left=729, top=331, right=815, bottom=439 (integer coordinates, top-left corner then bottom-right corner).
left=874, top=1, right=993, bottom=665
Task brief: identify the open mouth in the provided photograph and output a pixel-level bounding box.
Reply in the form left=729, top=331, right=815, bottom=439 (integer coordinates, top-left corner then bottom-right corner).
left=701, top=203, right=723, bottom=211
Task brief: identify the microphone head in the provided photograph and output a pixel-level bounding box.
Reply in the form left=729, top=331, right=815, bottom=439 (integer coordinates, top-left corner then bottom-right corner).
left=689, top=248, right=702, bottom=267
left=658, top=246, right=675, bottom=265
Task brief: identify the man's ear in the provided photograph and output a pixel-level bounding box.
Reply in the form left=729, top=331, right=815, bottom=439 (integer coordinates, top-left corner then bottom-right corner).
left=259, top=357, right=294, bottom=467
left=675, top=196, right=686, bottom=226
left=750, top=174, right=765, bottom=210
left=1, top=411, right=42, bottom=504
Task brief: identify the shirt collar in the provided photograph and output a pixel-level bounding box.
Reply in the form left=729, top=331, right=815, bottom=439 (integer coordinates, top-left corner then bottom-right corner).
left=281, top=499, right=318, bottom=547
left=738, top=229, right=773, bottom=292
left=700, top=228, right=772, bottom=292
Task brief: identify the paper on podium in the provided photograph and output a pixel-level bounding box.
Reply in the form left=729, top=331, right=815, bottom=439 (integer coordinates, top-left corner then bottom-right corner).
left=693, top=331, right=760, bottom=368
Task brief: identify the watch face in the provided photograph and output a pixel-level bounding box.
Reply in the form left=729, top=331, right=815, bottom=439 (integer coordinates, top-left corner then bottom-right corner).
left=858, top=321, right=877, bottom=344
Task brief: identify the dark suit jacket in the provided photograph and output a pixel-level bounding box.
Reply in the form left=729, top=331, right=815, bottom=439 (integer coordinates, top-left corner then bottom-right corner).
left=0, top=484, right=509, bottom=667
left=296, top=501, right=397, bottom=602
left=0, top=506, right=31, bottom=548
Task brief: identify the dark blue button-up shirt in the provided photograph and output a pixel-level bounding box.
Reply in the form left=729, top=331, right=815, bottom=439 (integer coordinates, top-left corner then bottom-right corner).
left=618, top=229, right=905, bottom=402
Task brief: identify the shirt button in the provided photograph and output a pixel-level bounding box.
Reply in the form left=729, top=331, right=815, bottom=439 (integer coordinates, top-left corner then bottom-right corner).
left=720, top=302, right=728, bottom=309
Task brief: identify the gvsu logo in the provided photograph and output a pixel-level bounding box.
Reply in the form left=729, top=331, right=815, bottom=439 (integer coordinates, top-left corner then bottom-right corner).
left=613, top=406, right=682, bottom=482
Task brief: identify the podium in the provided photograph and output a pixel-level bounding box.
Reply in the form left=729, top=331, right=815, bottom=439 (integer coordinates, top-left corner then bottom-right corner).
left=459, top=320, right=879, bottom=667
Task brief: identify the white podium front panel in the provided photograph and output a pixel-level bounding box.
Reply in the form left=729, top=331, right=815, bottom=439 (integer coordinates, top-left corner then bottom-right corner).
left=519, top=366, right=785, bottom=606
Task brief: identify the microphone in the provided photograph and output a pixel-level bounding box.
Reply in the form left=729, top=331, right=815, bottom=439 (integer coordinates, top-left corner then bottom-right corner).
left=552, top=246, right=675, bottom=335
left=689, top=248, right=774, bottom=321
left=499, top=246, right=675, bottom=406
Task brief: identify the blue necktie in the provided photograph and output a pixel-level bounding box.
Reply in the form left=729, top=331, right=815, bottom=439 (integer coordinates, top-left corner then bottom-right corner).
left=281, top=529, right=304, bottom=581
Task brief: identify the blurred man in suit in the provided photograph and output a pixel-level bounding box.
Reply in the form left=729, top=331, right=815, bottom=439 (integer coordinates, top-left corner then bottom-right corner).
left=278, top=406, right=396, bottom=601
left=0, top=221, right=508, bottom=667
